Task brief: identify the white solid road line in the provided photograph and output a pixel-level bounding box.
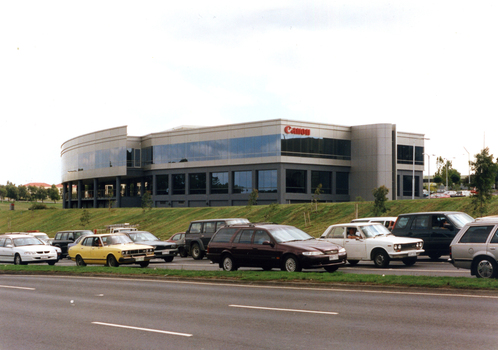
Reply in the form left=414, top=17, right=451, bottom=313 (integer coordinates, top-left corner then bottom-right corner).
left=92, top=322, right=193, bottom=337
left=0, top=284, right=35, bottom=290
left=229, top=304, right=338, bottom=315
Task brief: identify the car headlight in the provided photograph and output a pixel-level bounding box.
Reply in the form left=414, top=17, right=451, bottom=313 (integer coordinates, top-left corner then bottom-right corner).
left=417, top=242, right=423, bottom=249
left=302, top=251, right=323, bottom=256
left=393, top=244, right=401, bottom=251
left=339, top=247, right=347, bottom=254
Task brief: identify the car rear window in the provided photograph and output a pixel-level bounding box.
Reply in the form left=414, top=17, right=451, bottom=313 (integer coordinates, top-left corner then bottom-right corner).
left=211, top=228, right=238, bottom=243
left=459, top=226, right=494, bottom=244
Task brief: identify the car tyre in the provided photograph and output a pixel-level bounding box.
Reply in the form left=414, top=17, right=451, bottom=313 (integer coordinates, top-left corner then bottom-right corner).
left=106, top=255, right=120, bottom=267
left=324, top=266, right=339, bottom=273
left=139, top=261, right=150, bottom=268
left=179, top=248, right=188, bottom=258
left=474, top=257, right=497, bottom=278
left=428, top=253, right=442, bottom=260
left=282, top=255, right=302, bottom=272
left=14, top=254, right=22, bottom=265
left=163, top=256, right=174, bottom=263
left=402, top=257, right=417, bottom=266
left=348, top=260, right=359, bottom=266
left=222, top=255, right=237, bottom=271
left=47, top=260, right=57, bottom=266
left=373, top=250, right=390, bottom=268
left=191, top=243, right=204, bottom=260
left=75, top=255, right=86, bottom=267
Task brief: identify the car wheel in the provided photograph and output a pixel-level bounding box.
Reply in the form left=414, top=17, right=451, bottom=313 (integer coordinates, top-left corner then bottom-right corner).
left=163, top=256, right=174, bottom=263
left=191, top=243, right=204, bottom=260
left=429, top=253, right=442, bottom=260
left=402, top=257, right=417, bottom=266
left=106, top=255, right=120, bottom=267
left=348, top=260, right=359, bottom=266
left=282, top=255, right=302, bottom=272
left=139, top=261, right=150, bottom=268
left=324, top=266, right=339, bottom=273
left=222, top=255, right=237, bottom=271
left=14, top=254, right=22, bottom=265
left=373, top=250, right=390, bottom=268
left=47, top=261, right=57, bottom=266
left=474, top=257, right=497, bottom=278
left=75, top=255, right=86, bottom=267
left=179, top=248, right=188, bottom=258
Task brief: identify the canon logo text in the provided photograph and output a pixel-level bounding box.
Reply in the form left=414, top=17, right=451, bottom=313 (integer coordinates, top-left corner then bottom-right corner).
left=284, top=126, right=311, bottom=136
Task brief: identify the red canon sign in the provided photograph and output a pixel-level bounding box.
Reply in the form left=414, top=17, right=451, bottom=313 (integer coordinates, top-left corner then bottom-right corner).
left=284, top=126, right=311, bottom=136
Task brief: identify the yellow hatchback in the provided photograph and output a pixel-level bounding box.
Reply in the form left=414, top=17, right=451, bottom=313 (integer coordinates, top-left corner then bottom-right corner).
left=68, top=233, right=154, bottom=268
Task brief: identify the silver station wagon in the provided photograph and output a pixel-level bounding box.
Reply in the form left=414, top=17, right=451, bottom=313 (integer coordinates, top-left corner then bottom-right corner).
left=449, top=219, right=498, bottom=278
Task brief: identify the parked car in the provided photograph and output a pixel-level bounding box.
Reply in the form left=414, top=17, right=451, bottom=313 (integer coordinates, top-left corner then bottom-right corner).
left=391, top=211, right=474, bottom=259
left=351, top=217, right=397, bottom=231
left=124, top=231, right=178, bottom=262
left=68, top=233, right=154, bottom=268
left=206, top=223, right=347, bottom=272
left=185, top=218, right=250, bottom=260
left=167, top=232, right=187, bottom=257
left=52, top=230, right=94, bottom=258
left=449, top=219, right=498, bottom=278
left=0, top=234, right=59, bottom=265
left=320, top=223, right=424, bottom=267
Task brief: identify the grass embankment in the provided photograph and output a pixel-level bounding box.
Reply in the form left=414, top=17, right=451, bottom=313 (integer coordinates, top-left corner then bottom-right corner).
left=2, top=265, right=498, bottom=291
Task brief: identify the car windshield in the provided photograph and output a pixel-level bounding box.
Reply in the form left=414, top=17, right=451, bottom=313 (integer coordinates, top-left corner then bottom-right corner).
left=13, top=237, right=43, bottom=246
left=128, top=232, right=158, bottom=242
left=105, top=235, right=133, bottom=245
left=448, top=213, right=474, bottom=229
left=359, top=224, right=391, bottom=238
left=269, top=226, right=313, bottom=243
left=34, top=234, right=49, bottom=243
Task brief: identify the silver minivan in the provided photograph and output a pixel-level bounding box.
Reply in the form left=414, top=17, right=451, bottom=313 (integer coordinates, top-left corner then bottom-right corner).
left=449, top=219, right=498, bottom=278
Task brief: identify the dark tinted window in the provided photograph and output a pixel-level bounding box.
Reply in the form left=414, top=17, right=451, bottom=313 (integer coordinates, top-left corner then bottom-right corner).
left=204, top=222, right=217, bottom=233
left=311, top=171, right=332, bottom=194
left=491, top=230, right=498, bottom=244
left=254, top=230, right=271, bottom=244
left=286, top=169, right=306, bottom=193
left=211, top=172, right=229, bottom=194
left=237, top=230, right=254, bottom=244
left=211, top=228, right=238, bottom=243
left=412, top=215, right=430, bottom=230
left=459, top=226, right=494, bottom=244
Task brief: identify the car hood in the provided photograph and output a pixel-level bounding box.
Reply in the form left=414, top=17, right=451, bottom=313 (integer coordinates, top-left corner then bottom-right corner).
left=365, top=235, right=423, bottom=244
left=281, top=239, right=342, bottom=251
left=132, top=240, right=176, bottom=248
left=15, top=245, right=58, bottom=252
left=108, top=243, right=154, bottom=250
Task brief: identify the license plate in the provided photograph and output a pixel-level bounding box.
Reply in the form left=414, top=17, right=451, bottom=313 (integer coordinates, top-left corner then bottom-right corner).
left=135, top=257, right=144, bottom=262
left=329, top=254, right=339, bottom=260
left=163, top=250, right=171, bottom=254
left=41, top=255, right=48, bottom=259
left=408, top=252, right=416, bottom=257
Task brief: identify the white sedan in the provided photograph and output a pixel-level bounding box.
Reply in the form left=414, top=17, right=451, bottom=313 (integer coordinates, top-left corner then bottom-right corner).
left=319, top=223, right=424, bottom=267
left=0, top=234, right=59, bottom=265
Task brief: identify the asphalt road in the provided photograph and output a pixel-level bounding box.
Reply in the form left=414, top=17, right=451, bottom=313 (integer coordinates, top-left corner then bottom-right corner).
left=0, top=275, right=496, bottom=350
left=56, top=254, right=472, bottom=277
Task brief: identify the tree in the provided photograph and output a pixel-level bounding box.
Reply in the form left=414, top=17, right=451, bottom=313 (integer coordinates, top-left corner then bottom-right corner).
left=0, top=185, right=6, bottom=201
left=247, top=189, right=259, bottom=207
left=372, top=185, right=389, bottom=216
left=80, top=209, right=91, bottom=227
left=435, top=157, right=461, bottom=189
left=18, top=185, right=29, bottom=201
left=48, top=185, right=61, bottom=203
left=470, top=147, right=498, bottom=217
left=35, top=187, right=48, bottom=203
left=141, top=191, right=153, bottom=212
left=6, top=182, right=18, bottom=201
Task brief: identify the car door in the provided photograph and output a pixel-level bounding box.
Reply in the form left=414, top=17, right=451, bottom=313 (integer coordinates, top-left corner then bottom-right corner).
left=343, top=226, right=367, bottom=260
left=231, top=229, right=254, bottom=265
left=0, top=237, right=8, bottom=262
left=489, top=228, right=498, bottom=261
left=324, top=226, right=346, bottom=247
left=248, top=230, right=277, bottom=267
left=75, top=237, right=94, bottom=262
left=90, top=237, right=107, bottom=263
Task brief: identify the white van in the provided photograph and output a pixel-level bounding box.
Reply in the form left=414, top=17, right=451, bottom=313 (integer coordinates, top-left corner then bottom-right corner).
left=351, top=217, right=397, bottom=231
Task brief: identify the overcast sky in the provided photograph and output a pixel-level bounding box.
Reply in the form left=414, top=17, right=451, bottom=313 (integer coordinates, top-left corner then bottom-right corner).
left=1, top=1, right=497, bottom=186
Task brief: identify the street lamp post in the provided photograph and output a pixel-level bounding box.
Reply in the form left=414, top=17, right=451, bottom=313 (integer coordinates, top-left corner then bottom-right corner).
left=463, top=147, right=471, bottom=185
left=424, top=153, right=435, bottom=199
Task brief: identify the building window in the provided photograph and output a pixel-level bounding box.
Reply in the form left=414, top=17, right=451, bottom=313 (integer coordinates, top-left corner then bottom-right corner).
left=258, top=170, right=277, bottom=193
left=189, top=173, right=206, bottom=195
left=311, top=171, right=332, bottom=194
left=211, top=172, right=229, bottom=194
left=233, top=171, right=252, bottom=194
left=172, top=174, right=185, bottom=195
left=157, top=175, right=169, bottom=195
left=336, top=172, right=349, bottom=195
left=397, top=145, right=424, bottom=165
left=286, top=170, right=306, bottom=193
left=281, top=135, right=351, bottom=160
left=402, top=175, right=419, bottom=197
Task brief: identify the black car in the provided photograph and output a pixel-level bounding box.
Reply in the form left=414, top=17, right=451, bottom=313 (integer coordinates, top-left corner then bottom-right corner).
left=184, top=218, right=250, bottom=260
left=206, top=223, right=347, bottom=272
left=124, top=231, right=178, bottom=262
left=391, top=211, right=474, bottom=259
left=52, top=230, right=94, bottom=258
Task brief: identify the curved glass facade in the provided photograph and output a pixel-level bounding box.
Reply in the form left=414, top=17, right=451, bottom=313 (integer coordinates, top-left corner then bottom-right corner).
left=62, top=147, right=127, bottom=175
